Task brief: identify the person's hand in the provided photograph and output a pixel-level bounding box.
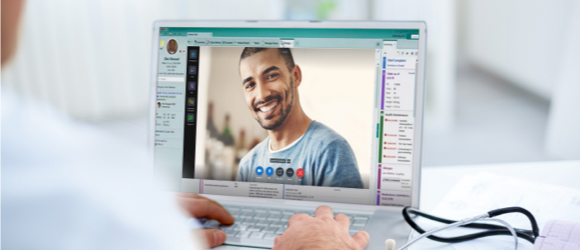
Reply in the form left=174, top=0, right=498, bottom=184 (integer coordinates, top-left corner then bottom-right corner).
left=273, top=206, right=370, bottom=250
left=177, top=193, right=235, bottom=248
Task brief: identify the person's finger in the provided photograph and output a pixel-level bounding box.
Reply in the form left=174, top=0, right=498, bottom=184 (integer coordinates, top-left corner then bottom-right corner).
left=287, top=213, right=310, bottom=227
left=199, top=229, right=226, bottom=248
left=352, top=230, right=370, bottom=249
left=314, top=205, right=334, bottom=220
left=334, top=213, right=350, bottom=228
left=180, top=198, right=234, bottom=224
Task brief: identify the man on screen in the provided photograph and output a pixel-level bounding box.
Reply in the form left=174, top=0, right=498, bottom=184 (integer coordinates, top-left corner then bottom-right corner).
left=236, top=48, right=363, bottom=188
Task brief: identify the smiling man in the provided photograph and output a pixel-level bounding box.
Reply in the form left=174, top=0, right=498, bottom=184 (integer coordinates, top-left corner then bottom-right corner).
left=235, top=48, right=363, bottom=188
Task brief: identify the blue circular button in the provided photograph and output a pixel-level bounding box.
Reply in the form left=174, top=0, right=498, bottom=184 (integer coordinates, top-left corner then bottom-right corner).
left=255, top=166, right=264, bottom=175
left=266, top=167, right=274, bottom=176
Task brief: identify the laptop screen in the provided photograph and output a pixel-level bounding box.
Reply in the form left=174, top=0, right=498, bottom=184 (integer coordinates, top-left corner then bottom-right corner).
left=154, top=26, right=420, bottom=207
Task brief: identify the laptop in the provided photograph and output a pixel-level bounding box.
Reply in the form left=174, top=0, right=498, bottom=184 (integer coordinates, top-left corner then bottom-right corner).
left=150, top=20, right=426, bottom=249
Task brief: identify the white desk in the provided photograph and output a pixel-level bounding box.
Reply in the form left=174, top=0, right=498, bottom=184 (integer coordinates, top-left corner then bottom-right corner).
left=411, top=160, right=580, bottom=250
left=421, top=160, right=580, bottom=211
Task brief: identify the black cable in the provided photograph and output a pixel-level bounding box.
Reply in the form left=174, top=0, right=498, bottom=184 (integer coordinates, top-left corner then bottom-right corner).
left=402, top=206, right=538, bottom=244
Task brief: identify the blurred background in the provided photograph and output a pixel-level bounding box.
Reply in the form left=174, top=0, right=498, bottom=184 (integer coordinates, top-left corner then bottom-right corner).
left=3, top=0, right=579, bottom=167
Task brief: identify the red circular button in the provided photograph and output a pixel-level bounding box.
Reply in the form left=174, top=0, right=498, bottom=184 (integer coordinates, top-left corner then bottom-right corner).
left=296, top=168, right=304, bottom=178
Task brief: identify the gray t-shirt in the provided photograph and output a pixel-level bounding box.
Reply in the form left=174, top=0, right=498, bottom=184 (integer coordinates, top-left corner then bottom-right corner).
left=236, top=121, right=364, bottom=189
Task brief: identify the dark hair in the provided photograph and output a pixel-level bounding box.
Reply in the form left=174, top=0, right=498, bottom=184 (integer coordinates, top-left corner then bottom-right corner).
left=240, top=48, right=295, bottom=72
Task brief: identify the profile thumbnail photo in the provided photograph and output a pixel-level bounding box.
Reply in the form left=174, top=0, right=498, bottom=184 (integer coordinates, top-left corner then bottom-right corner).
left=196, top=47, right=376, bottom=189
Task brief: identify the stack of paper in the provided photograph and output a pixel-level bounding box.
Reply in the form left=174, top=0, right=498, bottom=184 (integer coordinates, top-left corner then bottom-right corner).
left=417, top=172, right=580, bottom=250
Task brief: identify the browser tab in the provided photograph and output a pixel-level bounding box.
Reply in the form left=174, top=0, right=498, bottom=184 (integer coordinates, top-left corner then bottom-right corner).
left=208, top=40, right=222, bottom=45
left=235, top=40, right=252, bottom=46
left=280, top=40, right=294, bottom=48
left=187, top=32, right=212, bottom=38
left=263, top=40, right=280, bottom=47
left=192, top=39, right=208, bottom=45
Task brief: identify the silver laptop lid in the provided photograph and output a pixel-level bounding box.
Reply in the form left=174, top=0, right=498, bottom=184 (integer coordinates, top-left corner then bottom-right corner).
left=150, top=21, right=426, bottom=210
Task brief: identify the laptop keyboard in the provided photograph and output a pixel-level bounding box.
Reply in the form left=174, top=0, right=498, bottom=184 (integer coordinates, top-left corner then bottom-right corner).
left=200, top=205, right=370, bottom=242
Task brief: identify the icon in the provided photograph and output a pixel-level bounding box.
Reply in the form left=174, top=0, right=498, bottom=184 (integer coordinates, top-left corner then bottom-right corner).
left=266, top=167, right=274, bottom=176
left=188, top=66, right=197, bottom=75
left=187, top=97, right=195, bottom=107
left=276, top=167, right=284, bottom=177
left=256, top=166, right=264, bottom=175
left=296, top=168, right=304, bottom=178
left=188, top=82, right=196, bottom=91
left=187, top=113, right=195, bottom=123
left=189, top=50, right=198, bottom=60
left=286, top=168, right=294, bottom=177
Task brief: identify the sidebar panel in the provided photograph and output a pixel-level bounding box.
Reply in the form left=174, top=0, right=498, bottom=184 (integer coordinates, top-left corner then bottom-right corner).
left=182, top=47, right=200, bottom=178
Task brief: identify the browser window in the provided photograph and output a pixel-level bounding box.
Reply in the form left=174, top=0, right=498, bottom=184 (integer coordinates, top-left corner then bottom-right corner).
left=154, top=27, right=419, bottom=206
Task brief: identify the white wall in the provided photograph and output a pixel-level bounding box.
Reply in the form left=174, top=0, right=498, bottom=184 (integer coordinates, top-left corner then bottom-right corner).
left=372, top=0, right=457, bottom=130
left=2, top=0, right=285, bottom=121
left=466, top=0, right=575, bottom=100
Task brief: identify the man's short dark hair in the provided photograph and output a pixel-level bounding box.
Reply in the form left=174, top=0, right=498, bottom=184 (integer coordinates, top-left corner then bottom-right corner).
left=240, top=48, right=295, bottom=72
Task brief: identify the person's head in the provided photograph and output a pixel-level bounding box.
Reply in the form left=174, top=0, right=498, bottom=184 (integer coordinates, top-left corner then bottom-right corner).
left=167, top=39, right=177, bottom=54
left=157, top=102, right=161, bottom=108
left=2, top=0, right=25, bottom=65
left=239, top=48, right=302, bottom=130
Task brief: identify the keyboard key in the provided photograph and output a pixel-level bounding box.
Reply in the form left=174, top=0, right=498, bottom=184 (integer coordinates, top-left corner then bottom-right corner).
left=276, top=228, right=286, bottom=234
left=240, top=212, right=254, bottom=219
left=226, top=207, right=241, bottom=213
left=205, top=220, right=220, bottom=229
left=247, top=226, right=264, bottom=232
left=249, top=232, right=265, bottom=239
left=235, top=224, right=251, bottom=231
left=262, top=227, right=278, bottom=233
left=352, top=219, right=367, bottom=226
left=270, top=221, right=285, bottom=227
left=349, top=225, right=364, bottom=232
left=264, top=233, right=279, bottom=240
left=254, top=213, right=268, bottom=220
left=354, top=216, right=369, bottom=221
left=224, top=229, right=237, bottom=236
left=267, top=214, right=282, bottom=221
left=235, top=231, right=251, bottom=238
left=255, top=220, right=270, bottom=227
left=255, top=209, right=267, bottom=213
left=242, top=219, right=258, bottom=225
left=241, top=207, right=254, bottom=212
left=220, top=224, right=235, bottom=230
left=268, top=209, right=282, bottom=214
left=282, top=210, right=295, bottom=215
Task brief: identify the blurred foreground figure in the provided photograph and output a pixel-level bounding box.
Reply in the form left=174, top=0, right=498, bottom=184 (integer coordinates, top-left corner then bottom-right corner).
left=1, top=1, right=202, bottom=249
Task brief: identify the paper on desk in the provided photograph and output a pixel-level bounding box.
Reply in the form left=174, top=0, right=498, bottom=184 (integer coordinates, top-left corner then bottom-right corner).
left=420, top=172, right=580, bottom=250
left=533, top=220, right=580, bottom=250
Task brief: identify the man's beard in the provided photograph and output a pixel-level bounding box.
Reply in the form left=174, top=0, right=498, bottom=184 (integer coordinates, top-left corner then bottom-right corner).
left=254, top=78, right=295, bottom=130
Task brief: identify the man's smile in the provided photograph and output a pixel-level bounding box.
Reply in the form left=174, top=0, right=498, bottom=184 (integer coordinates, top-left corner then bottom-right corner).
left=254, top=99, right=280, bottom=119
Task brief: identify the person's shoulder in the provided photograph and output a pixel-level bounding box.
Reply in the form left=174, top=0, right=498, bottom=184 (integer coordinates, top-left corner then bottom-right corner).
left=306, top=121, right=348, bottom=146
left=239, top=137, right=269, bottom=167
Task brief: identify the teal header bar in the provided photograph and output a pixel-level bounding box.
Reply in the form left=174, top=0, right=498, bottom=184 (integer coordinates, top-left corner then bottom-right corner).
left=160, top=27, right=418, bottom=40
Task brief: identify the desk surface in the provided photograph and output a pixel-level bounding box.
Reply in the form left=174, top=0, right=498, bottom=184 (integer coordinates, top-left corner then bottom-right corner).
left=413, top=160, right=580, bottom=250
left=421, top=160, right=580, bottom=211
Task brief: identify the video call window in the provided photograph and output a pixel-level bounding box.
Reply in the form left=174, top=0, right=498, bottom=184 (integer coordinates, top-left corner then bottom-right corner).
left=194, top=47, right=376, bottom=189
